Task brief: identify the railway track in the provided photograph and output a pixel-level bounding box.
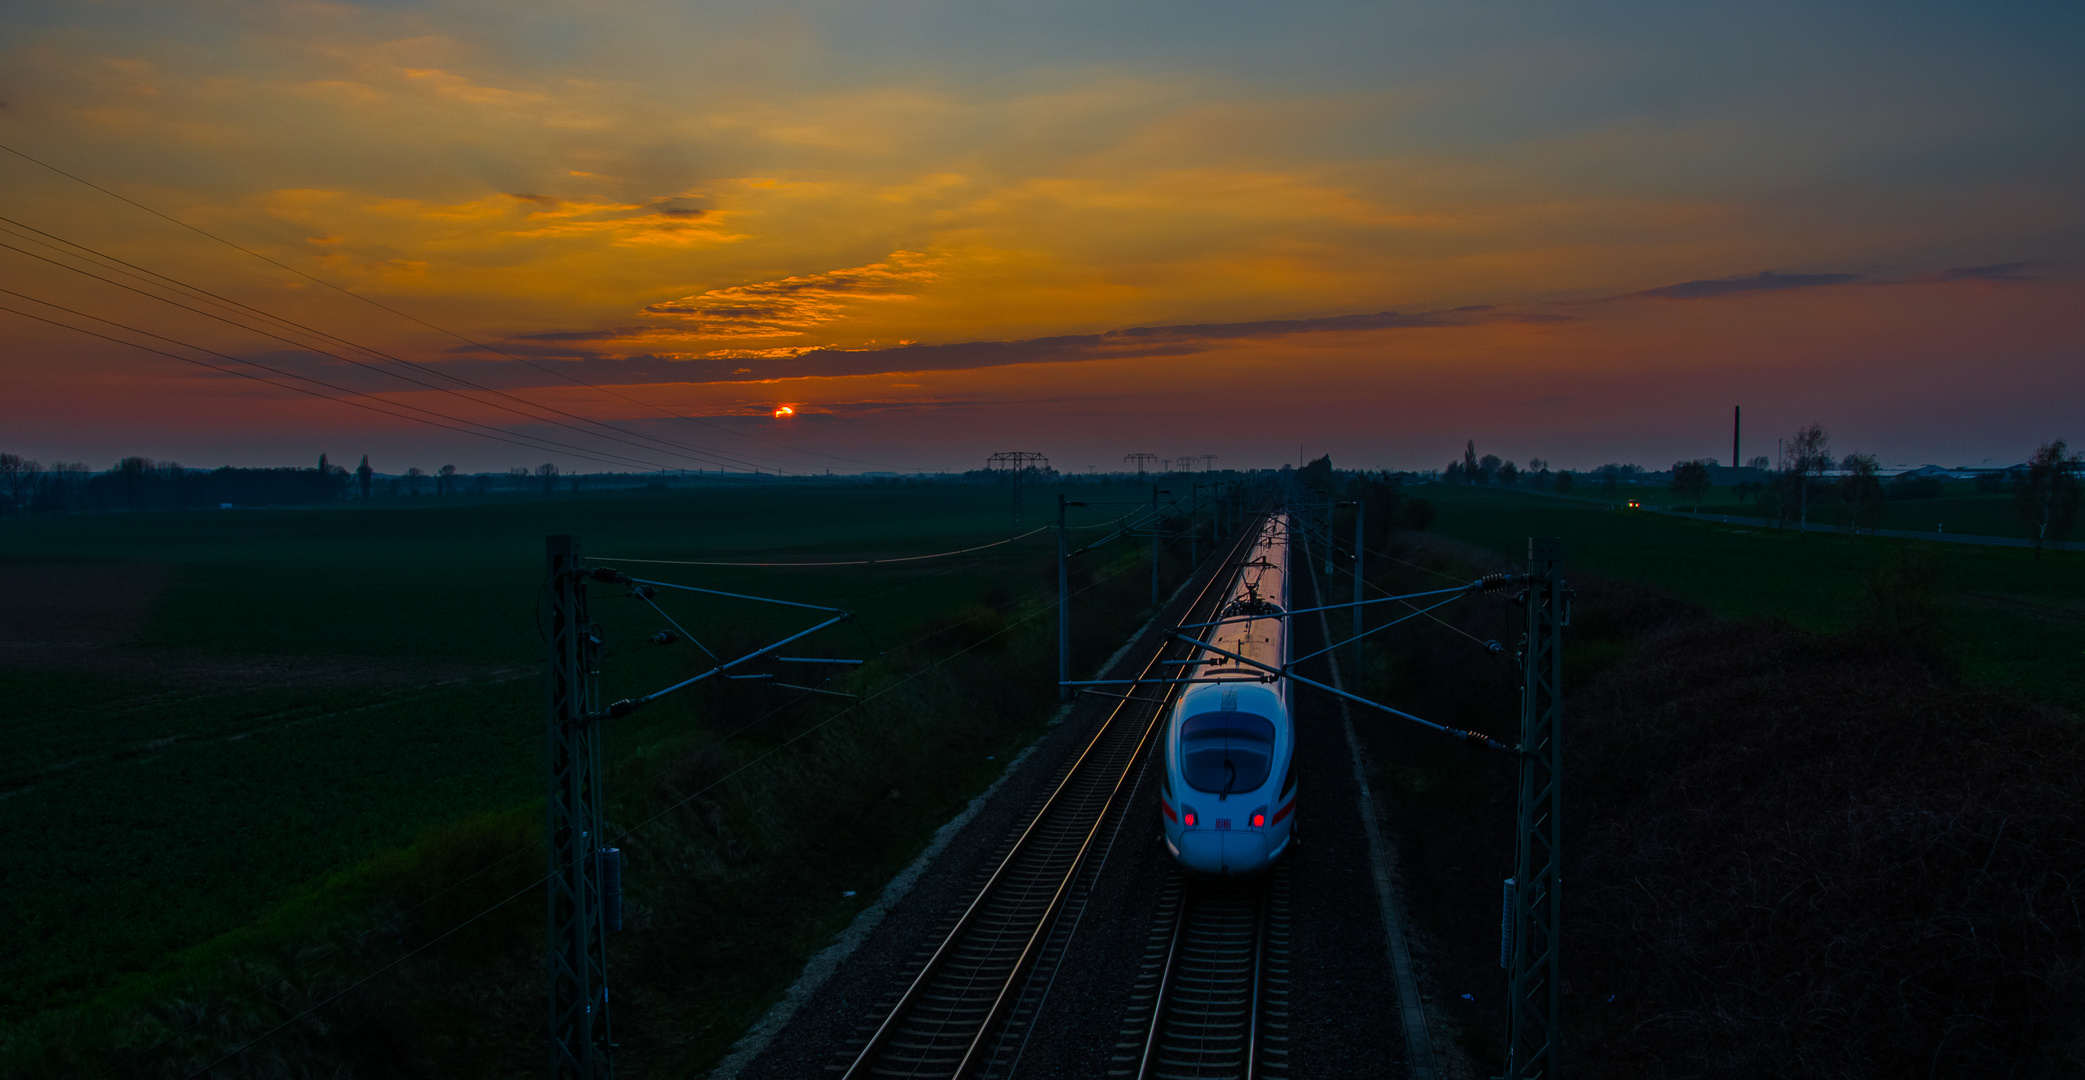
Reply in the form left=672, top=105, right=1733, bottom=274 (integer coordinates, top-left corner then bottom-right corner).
left=835, top=516, right=1265, bottom=1080
left=1113, top=861, right=1292, bottom=1080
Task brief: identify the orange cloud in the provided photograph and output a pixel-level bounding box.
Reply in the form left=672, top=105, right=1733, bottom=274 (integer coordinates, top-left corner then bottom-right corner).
left=640, top=251, right=941, bottom=338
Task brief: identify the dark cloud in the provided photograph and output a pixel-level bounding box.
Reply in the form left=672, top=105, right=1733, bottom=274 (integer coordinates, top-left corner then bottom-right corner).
left=643, top=197, right=707, bottom=219
left=1934, top=261, right=2039, bottom=282
left=1633, top=270, right=1859, bottom=300
left=414, top=254, right=2025, bottom=393
left=505, top=326, right=654, bottom=345
left=451, top=305, right=1533, bottom=388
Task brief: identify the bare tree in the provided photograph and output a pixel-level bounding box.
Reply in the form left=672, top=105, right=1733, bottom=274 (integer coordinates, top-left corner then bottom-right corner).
left=357, top=455, right=374, bottom=499
left=509, top=466, right=530, bottom=490
left=405, top=466, right=426, bottom=496
left=1463, top=440, right=1478, bottom=485
left=1838, top=453, right=1884, bottom=535
left=1670, top=459, right=1712, bottom=510
left=1781, top=423, right=1830, bottom=529
left=536, top=462, right=560, bottom=493
left=438, top=463, right=458, bottom=496
left=0, top=453, right=39, bottom=515
left=2016, top=440, right=2082, bottom=558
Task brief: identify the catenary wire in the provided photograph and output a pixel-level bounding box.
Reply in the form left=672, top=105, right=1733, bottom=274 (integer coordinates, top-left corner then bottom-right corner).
left=598, top=525, right=1053, bottom=567
left=101, top=523, right=1159, bottom=1077
left=178, top=545, right=1160, bottom=1078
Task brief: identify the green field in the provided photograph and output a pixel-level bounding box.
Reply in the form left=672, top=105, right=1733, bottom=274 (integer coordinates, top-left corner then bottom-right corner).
left=15, top=474, right=2069, bottom=1074
left=1556, top=476, right=2043, bottom=539
left=1415, top=483, right=2085, bottom=712
left=0, top=481, right=1169, bottom=1053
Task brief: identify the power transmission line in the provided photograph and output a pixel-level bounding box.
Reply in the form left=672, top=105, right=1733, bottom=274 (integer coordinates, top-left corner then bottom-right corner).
left=0, top=236, right=785, bottom=475
left=0, top=141, right=930, bottom=474
left=0, top=218, right=799, bottom=476
left=0, top=294, right=685, bottom=472
left=0, top=217, right=780, bottom=474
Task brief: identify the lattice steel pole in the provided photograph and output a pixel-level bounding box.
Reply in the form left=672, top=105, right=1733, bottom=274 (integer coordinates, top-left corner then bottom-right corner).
left=1352, top=500, right=1365, bottom=678
left=1149, top=484, right=1161, bottom=606
left=1505, top=536, right=1564, bottom=1079
left=1058, top=494, right=1071, bottom=702
left=546, top=535, right=613, bottom=1080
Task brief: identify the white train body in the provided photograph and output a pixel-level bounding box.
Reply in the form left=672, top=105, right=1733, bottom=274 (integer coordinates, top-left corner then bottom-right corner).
left=1161, top=513, right=1295, bottom=877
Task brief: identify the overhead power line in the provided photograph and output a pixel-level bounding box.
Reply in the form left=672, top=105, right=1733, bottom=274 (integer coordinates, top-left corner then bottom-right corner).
left=0, top=234, right=778, bottom=475
left=0, top=217, right=792, bottom=475
left=0, top=141, right=928, bottom=474
left=0, top=293, right=684, bottom=472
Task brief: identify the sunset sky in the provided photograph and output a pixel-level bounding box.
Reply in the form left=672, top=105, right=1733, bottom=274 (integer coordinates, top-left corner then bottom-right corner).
left=3, top=1, right=2080, bottom=475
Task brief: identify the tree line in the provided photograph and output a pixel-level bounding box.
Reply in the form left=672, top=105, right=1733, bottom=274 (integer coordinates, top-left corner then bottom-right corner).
left=0, top=453, right=621, bottom=515
left=1444, top=428, right=2081, bottom=556
left=1683, top=423, right=2079, bottom=554
left=0, top=455, right=353, bottom=515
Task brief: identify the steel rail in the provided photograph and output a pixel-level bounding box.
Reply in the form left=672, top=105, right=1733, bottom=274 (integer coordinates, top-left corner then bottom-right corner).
left=1137, top=884, right=1190, bottom=1074
left=837, top=512, right=1268, bottom=1080
left=1133, top=865, right=1290, bottom=1080
left=1248, top=879, right=1267, bottom=1077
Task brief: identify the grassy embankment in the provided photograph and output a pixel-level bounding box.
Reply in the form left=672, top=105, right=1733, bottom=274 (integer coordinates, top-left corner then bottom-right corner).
left=1554, top=474, right=2041, bottom=539
left=0, top=482, right=1194, bottom=1077
left=1340, top=482, right=2084, bottom=1076
left=1416, top=482, right=2085, bottom=711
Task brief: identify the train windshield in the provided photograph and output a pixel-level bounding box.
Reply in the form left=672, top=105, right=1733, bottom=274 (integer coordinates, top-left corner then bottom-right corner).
left=1178, top=712, right=1277, bottom=796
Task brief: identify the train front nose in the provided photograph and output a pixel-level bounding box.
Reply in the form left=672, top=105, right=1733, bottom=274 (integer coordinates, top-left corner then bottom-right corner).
left=1178, top=827, right=1268, bottom=877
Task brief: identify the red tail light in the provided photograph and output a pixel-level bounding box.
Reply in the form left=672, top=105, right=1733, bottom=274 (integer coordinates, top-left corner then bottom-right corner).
left=1251, top=812, right=1265, bottom=828
left=1184, top=811, right=1197, bottom=828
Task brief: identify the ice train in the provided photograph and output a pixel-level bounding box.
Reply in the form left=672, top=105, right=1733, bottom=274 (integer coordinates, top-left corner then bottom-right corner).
left=1160, top=512, right=1295, bottom=877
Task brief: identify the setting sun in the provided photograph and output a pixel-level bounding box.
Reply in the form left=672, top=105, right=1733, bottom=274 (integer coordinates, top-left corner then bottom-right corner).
left=773, top=405, right=796, bottom=418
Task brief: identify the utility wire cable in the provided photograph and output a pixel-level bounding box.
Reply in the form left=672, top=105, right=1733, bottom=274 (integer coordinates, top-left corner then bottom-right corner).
left=604, top=506, right=1144, bottom=569
left=603, top=546, right=1152, bottom=842
left=180, top=547, right=1155, bottom=1078
left=0, top=296, right=672, bottom=472
left=0, top=217, right=790, bottom=477
left=0, top=287, right=671, bottom=473
left=112, top=534, right=1129, bottom=1079
left=0, top=238, right=773, bottom=476
left=1352, top=543, right=1505, bottom=648
left=0, top=142, right=926, bottom=474
left=598, top=525, right=1054, bottom=567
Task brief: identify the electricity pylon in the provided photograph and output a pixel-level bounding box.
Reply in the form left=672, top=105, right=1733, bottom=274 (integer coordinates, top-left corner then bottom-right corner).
left=986, top=451, right=1049, bottom=527
left=545, top=535, right=612, bottom=1080
left=1505, top=537, right=1565, bottom=1080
